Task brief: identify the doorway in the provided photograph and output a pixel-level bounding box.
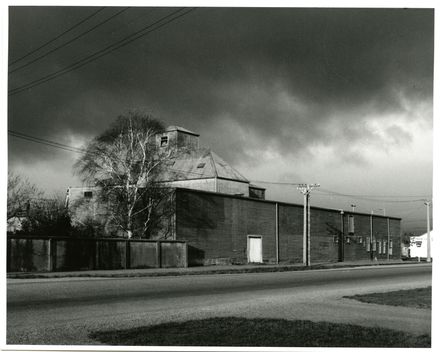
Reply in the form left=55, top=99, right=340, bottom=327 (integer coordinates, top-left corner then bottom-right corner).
left=247, top=235, right=263, bottom=263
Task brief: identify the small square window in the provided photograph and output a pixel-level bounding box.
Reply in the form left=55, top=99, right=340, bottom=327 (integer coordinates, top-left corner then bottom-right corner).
left=84, top=191, right=93, bottom=198
left=160, top=136, right=168, bottom=147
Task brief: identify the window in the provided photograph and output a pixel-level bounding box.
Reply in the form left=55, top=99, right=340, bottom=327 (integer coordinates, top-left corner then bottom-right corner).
left=372, top=238, right=377, bottom=251
left=383, top=240, right=387, bottom=254
left=378, top=241, right=382, bottom=254
left=366, top=240, right=371, bottom=252
left=160, top=136, right=168, bottom=147
left=389, top=240, right=393, bottom=255
left=84, top=191, right=93, bottom=199
left=197, top=162, right=205, bottom=168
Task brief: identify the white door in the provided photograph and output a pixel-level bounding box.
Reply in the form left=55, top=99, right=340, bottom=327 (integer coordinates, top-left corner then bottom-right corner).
left=248, top=236, right=263, bottom=263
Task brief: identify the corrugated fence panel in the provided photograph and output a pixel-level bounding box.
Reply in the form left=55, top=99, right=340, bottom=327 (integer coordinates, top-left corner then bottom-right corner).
left=160, top=241, right=187, bottom=268
left=129, top=241, right=159, bottom=268
left=8, top=238, right=51, bottom=272
left=7, top=237, right=188, bottom=272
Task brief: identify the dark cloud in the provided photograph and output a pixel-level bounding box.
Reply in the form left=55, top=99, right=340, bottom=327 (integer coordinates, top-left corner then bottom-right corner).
left=8, top=7, right=433, bottom=169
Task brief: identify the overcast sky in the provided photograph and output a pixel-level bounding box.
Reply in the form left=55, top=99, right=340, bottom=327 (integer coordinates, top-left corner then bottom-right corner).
left=6, top=5, right=434, bottom=234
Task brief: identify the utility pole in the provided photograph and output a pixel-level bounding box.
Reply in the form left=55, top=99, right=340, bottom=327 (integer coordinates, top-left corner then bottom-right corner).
left=297, top=183, right=320, bottom=266
left=424, top=200, right=432, bottom=263
left=387, top=217, right=390, bottom=261
left=370, top=211, right=374, bottom=260
left=339, top=209, right=344, bottom=262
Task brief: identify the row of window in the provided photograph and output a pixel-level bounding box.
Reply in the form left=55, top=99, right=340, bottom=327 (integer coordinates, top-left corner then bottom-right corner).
left=366, top=239, right=393, bottom=255
left=334, top=236, right=393, bottom=255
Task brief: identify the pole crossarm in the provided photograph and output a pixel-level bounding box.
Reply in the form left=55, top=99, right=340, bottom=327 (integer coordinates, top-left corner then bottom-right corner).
left=297, top=183, right=320, bottom=195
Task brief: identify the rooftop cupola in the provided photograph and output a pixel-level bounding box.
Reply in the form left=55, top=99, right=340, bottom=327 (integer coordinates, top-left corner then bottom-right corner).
left=157, top=125, right=200, bottom=151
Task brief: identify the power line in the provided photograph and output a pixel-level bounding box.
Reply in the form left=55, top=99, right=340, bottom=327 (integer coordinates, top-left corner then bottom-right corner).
left=315, top=188, right=429, bottom=203
left=402, top=219, right=430, bottom=223
left=9, top=130, right=432, bottom=203
left=9, top=130, right=87, bottom=154
left=318, top=187, right=429, bottom=199
left=250, top=180, right=304, bottom=186
left=9, top=129, right=207, bottom=178
left=9, top=7, right=106, bottom=66
left=9, top=7, right=130, bottom=74
left=8, top=8, right=196, bottom=96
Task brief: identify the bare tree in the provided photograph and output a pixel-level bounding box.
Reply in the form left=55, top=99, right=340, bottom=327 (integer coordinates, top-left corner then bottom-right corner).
left=7, top=172, right=70, bottom=234
left=27, top=192, right=71, bottom=236
left=7, top=171, right=43, bottom=221
left=74, top=111, right=176, bottom=239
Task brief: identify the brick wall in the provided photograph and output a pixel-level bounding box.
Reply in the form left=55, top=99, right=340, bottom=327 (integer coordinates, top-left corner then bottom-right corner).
left=175, top=188, right=402, bottom=265
left=176, top=190, right=276, bottom=265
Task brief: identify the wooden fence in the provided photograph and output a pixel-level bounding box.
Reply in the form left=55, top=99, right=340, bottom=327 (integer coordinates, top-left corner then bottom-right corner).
left=7, top=236, right=188, bottom=272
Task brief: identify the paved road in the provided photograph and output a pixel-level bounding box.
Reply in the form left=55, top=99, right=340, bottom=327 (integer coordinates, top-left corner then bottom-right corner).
left=7, top=264, right=432, bottom=345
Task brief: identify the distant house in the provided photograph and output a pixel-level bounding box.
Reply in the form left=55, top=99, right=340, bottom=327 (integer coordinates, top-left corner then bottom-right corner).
left=409, top=231, right=434, bottom=259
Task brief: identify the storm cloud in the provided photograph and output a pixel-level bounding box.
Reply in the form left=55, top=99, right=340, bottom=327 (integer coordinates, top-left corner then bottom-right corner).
left=7, top=6, right=434, bottom=231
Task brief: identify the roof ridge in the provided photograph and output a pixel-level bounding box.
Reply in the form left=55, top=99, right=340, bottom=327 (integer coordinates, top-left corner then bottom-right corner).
left=207, top=149, right=219, bottom=178
left=210, top=151, right=249, bottom=182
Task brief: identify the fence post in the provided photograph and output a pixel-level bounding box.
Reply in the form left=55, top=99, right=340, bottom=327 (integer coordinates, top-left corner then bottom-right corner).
left=156, top=241, right=161, bottom=268
left=125, top=240, right=131, bottom=269
left=184, top=242, right=188, bottom=268
left=95, top=240, right=100, bottom=270
left=7, top=237, right=11, bottom=272
left=51, top=238, right=57, bottom=271
left=47, top=238, right=52, bottom=272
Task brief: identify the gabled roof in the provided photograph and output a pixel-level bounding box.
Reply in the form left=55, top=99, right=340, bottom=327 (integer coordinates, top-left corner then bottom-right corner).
left=159, top=148, right=249, bottom=183
left=165, top=125, right=199, bottom=136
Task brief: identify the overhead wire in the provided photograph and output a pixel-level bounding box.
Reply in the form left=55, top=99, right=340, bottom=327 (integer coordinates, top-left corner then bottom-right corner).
left=9, top=130, right=87, bottom=154
left=315, top=188, right=429, bottom=203
left=9, top=7, right=106, bottom=66
left=8, top=7, right=197, bottom=96
left=249, top=180, right=304, bottom=186
left=8, top=130, right=207, bottom=178
left=9, top=7, right=130, bottom=74
left=8, top=130, right=432, bottom=205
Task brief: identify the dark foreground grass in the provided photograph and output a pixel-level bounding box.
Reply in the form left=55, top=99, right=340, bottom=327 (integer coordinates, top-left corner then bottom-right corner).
left=344, top=286, right=431, bottom=309
left=89, top=317, right=430, bottom=347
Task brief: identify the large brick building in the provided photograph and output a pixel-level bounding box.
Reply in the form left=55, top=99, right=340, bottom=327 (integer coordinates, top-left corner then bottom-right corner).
left=67, top=126, right=401, bottom=266
left=174, top=188, right=401, bottom=265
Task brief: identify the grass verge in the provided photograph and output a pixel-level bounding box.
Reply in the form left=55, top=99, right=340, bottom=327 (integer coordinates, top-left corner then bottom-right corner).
left=344, top=286, right=431, bottom=309
left=89, top=317, right=430, bottom=347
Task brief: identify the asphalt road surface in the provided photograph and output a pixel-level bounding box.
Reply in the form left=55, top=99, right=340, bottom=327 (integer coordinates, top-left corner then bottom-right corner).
left=7, top=264, right=432, bottom=345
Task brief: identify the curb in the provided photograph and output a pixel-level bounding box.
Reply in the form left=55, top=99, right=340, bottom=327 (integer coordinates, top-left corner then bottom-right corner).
left=7, top=260, right=427, bottom=279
